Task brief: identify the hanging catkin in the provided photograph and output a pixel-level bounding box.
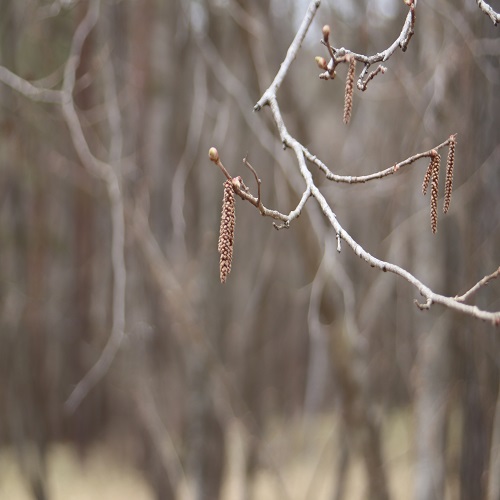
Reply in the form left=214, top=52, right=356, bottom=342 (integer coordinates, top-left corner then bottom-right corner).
left=430, top=153, right=440, bottom=234
left=343, top=55, right=356, bottom=124
left=444, top=135, right=456, bottom=214
left=218, top=180, right=236, bottom=283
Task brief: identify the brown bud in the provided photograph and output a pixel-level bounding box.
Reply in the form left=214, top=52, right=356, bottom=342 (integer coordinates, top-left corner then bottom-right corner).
left=232, top=176, right=242, bottom=190
left=315, top=56, right=328, bottom=70
left=208, top=147, right=219, bottom=163
left=322, top=25, right=331, bottom=41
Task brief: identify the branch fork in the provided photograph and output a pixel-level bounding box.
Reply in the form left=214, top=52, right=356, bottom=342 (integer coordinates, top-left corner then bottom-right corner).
left=250, top=1, right=499, bottom=324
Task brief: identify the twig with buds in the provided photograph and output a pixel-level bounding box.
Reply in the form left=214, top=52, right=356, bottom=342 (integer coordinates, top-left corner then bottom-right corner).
left=209, top=147, right=309, bottom=229
left=317, top=0, right=416, bottom=93
left=303, top=135, right=456, bottom=188
left=250, top=1, right=500, bottom=323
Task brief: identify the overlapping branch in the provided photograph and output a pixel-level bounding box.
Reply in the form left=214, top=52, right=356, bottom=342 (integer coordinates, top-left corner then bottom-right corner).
left=0, top=65, right=62, bottom=103
left=62, top=0, right=127, bottom=412
left=0, top=0, right=127, bottom=410
left=211, top=0, right=500, bottom=325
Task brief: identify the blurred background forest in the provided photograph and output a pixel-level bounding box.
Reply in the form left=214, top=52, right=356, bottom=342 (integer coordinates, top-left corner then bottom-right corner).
left=0, top=0, right=499, bottom=499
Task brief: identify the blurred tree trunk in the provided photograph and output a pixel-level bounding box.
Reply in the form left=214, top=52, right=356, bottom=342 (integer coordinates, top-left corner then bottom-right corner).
left=1, top=2, right=49, bottom=499
left=412, top=165, right=450, bottom=500
left=187, top=351, right=225, bottom=500
left=488, top=386, right=500, bottom=500
left=456, top=8, right=500, bottom=500
left=413, top=317, right=450, bottom=500
left=412, top=3, right=452, bottom=498
left=459, top=338, right=488, bottom=500
left=330, top=324, right=390, bottom=500
left=69, top=0, right=99, bottom=452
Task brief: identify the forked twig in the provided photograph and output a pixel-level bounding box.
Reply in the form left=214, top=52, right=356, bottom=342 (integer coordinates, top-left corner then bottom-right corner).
left=455, top=267, right=500, bottom=302
left=249, top=0, right=500, bottom=324
left=318, top=0, right=417, bottom=90
left=243, top=156, right=262, bottom=208
left=209, top=147, right=295, bottom=226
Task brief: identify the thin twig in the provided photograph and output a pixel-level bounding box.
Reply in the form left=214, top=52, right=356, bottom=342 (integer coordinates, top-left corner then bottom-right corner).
left=239, top=1, right=500, bottom=324
left=210, top=149, right=308, bottom=225
left=415, top=298, right=433, bottom=310
left=254, top=0, right=321, bottom=110
left=303, top=137, right=454, bottom=184
left=243, top=157, right=262, bottom=208
left=57, top=0, right=127, bottom=413
left=455, top=267, right=500, bottom=302
left=318, top=0, right=417, bottom=90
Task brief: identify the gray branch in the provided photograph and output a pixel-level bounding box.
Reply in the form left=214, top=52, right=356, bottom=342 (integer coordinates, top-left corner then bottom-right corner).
left=254, top=0, right=321, bottom=110
left=61, top=0, right=127, bottom=413
left=0, top=66, right=62, bottom=103
left=477, top=0, right=500, bottom=25
left=0, top=0, right=128, bottom=412
left=251, top=0, right=500, bottom=324
left=319, top=0, right=417, bottom=90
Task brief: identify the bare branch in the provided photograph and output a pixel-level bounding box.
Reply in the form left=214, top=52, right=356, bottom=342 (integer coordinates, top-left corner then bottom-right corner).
left=242, top=157, right=262, bottom=207
left=318, top=0, right=417, bottom=90
left=36, top=0, right=127, bottom=412
left=267, top=95, right=500, bottom=323
left=477, top=0, right=500, bottom=25
left=209, top=147, right=310, bottom=225
left=254, top=0, right=321, bottom=110
left=455, top=267, right=500, bottom=303
left=0, top=65, right=62, bottom=103
left=303, top=136, right=455, bottom=184
left=357, top=65, right=387, bottom=91
left=232, top=0, right=500, bottom=324
left=0, top=0, right=127, bottom=409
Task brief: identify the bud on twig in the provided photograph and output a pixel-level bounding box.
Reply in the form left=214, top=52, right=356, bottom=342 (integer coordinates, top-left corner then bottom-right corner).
left=315, top=56, right=328, bottom=70
left=322, top=25, right=331, bottom=42
left=209, top=147, right=219, bottom=163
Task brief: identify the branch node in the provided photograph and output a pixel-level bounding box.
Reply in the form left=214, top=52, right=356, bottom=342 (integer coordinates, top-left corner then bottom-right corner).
left=209, top=146, right=233, bottom=181
left=415, top=298, right=433, bottom=310
left=273, top=220, right=290, bottom=230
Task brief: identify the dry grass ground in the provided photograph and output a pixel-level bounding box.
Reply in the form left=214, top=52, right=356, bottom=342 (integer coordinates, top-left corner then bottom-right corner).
left=1, top=410, right=459, bottom=500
